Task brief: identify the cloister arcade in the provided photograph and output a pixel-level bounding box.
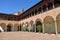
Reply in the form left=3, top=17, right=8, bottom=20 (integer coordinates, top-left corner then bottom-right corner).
left=0, top=13, right=60, bottom=34
left=0, top=0, right=60, bottom=35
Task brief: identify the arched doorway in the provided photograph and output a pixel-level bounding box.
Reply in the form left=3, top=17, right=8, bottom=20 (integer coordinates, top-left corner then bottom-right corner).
left=56, top=14, right=60, bottom=33
left=36, top=19, right=42, bottom=32
left=7, top=25, right=11, bottom=32
left=7, top=24, right=13, bottom=32
left=44, top=16, right=55, bottom=33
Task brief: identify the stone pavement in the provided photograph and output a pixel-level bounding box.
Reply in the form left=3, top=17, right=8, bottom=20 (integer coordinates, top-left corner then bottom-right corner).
left=0, top=32, right=60, bottom=40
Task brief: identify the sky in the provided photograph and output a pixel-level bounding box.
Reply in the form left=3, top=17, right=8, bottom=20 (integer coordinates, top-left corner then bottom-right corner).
left=0, top=0, right=41, bottom=14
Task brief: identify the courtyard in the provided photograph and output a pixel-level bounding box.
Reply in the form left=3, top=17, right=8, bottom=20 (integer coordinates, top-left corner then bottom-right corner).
left=0, top=32, right=60, bottom=40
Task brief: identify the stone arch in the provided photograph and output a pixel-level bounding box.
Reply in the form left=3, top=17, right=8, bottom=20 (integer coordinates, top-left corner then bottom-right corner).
left=14, top=24, right=19, bottom=31
left=7, top=23, right=13, bottom=32
left=35, top=19, right=42, bottom=32
left=56, top=14, right=60, bottom=33
left=44, top=16, right=55, bottom=33
left=0, top=23, right=6, bottom=31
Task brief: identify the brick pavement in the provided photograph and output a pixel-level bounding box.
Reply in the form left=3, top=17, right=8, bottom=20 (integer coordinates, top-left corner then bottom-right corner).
left=0, top=32, right=60, bottom=40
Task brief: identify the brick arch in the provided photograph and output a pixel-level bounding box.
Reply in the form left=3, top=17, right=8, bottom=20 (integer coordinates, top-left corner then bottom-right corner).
left=30, top=20, right=34, bottom=24
left=35, top=18, right=42, bottom=24
left=44, top=16, right=55, bottom=33
left=7, top=23, right=13, bottom=27
left=25, top=22, right=29, bottom=28
left=56, top=13, right=60, bottom=33
left=14, top=24, right=19, bottom=31
left=0, top=23, right=6, bottom=31
left=44, top=16, right=54, bottom=23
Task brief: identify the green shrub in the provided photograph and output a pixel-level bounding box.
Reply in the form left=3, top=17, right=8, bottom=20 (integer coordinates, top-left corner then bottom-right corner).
left=36, top=25, right=42, bottom=32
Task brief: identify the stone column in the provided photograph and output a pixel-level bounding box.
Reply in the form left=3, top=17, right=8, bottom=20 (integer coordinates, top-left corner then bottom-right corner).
left=11, top=25, right=14, bottom=31
left=55, top=21, right=58, bottom=35
left=5, top=24, right=7, bottom=32
left=46, top=4, right=48, bottom=11
left=53, top=2, right=55, bottom=8
left=12, top=26, right=14, bottom=31
left=21, top=26, right=23, bottom=31
left=28, top=24, right=31, bottom=32
left=42, top=23, right=45, bottom=34
left=34, top=24, right=36, bottom=32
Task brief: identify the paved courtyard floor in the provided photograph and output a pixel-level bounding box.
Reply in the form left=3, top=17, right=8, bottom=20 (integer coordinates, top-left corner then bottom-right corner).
left=0, top=32, right=60, bottom=40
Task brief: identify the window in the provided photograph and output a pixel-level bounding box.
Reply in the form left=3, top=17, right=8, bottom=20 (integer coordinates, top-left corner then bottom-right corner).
left=42, top=5, right=47, bottom=12
left=48, top=2, right=53, bottom=10
left=35, top=9, right=38, bottom=15
left=38, top=7, right=41, bottom=13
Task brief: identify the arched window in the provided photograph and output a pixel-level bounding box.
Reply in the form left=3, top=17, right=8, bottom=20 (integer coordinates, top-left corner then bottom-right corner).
left=38, top=7, right=41, bottom=13
left=48, top=2, right=53, bottom=10
left=42, top=5, right=47, bottom=12
left=32, top=11, right=34, bottom=16
left=54, top=0, right=60, bottom=7
left=35, top=9, right=38, bottom=15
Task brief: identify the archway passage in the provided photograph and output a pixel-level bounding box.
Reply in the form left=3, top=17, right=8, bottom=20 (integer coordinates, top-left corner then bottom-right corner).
left=56, top=14, right=60, bottom=33
left=7, top=25, right=11, bottom=32
left=44, top=16, right=55, bottom=34
left=36, top=21, right=42, bottom=32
